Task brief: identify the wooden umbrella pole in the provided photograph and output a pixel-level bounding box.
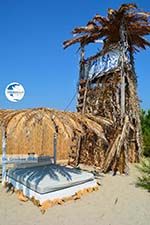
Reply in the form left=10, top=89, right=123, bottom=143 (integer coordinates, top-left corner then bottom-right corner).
left=2, top=125, right=7, bottom=185
left=51, top=115, right=58, bottom=164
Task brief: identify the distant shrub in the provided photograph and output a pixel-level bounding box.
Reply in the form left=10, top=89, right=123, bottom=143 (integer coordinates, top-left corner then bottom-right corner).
left=136, top=158, right=150, bottom=192
left=141, top=110, right=150, bottom=157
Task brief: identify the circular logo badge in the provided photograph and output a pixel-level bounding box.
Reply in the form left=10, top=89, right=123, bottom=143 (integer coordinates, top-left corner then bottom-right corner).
left=5, top=82, right=25, bottom=102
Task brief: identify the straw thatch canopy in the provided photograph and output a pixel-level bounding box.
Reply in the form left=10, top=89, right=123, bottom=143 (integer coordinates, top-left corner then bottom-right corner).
left=0, top=108, right=111, bottom=162
left=63, top=3, right=150, bottom=53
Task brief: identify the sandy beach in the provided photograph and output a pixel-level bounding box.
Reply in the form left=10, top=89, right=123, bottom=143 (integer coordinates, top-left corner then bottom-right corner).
left=0, top=165, right=149, bottom=225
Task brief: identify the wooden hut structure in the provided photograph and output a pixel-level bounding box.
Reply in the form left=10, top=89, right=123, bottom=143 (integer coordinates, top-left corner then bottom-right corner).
left=63, top=3, right=150, bottom=173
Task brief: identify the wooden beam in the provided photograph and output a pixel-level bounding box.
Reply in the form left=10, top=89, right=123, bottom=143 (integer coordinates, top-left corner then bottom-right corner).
left=80, top=45, right=85, bottom=62
left=121, top=69, right=125, bottom=117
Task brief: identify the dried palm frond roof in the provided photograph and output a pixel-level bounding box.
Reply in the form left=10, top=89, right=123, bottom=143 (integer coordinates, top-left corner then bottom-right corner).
left=0, top=108, right=112, bottom=131
left=63, top=3, right=150, bottom=52
left=0, top=108, right=112, bottom=157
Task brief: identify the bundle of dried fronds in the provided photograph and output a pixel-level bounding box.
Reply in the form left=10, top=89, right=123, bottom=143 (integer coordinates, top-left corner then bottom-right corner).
left=63, top=3, right=150, bottom=54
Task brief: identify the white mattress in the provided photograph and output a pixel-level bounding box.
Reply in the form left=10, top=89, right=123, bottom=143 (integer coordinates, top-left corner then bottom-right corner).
left=6, top=164, right=95, bottom=194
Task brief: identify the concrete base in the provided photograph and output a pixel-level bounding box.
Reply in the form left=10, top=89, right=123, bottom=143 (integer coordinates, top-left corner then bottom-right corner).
left=6, top=164, right=97, bottom=204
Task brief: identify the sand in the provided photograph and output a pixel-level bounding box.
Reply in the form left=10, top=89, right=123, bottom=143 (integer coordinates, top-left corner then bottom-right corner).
left=0, top=165, right=149, bottom=225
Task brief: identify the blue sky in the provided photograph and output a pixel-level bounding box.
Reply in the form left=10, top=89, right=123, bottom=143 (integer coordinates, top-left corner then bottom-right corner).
left=0, top=0, right=149, bottom=111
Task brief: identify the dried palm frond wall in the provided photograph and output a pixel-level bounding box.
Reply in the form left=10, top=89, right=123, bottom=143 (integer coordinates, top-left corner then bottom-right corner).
left=76, top=63, right=141, bottom=173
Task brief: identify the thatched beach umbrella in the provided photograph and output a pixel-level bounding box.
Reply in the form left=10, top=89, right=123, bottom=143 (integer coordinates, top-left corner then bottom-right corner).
left=0, top=108, right=111, bottom=167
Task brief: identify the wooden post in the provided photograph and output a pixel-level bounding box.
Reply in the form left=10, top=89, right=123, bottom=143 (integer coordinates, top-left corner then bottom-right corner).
left=51, top=115, right=58, bottom=164
left=53, top=133, right=57, bottom=164
left=2, top=126, right=6, bottom=185
left=79, top=44, right=85, bottom=80
left=119, top=19, right=128, bottom=119
left=82, top=79, right=89, bottom=114
left=80, top=44, right=85, bottom=62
